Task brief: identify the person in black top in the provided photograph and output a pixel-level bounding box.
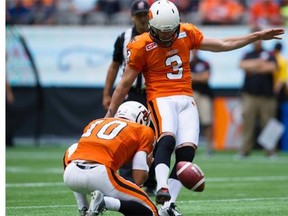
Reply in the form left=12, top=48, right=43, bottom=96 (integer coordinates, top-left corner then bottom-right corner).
left=102, top=0, right=156, bottom=195
left=190, top=50, right=214, bottom=156
left=237, top=27, right=278, bottom=159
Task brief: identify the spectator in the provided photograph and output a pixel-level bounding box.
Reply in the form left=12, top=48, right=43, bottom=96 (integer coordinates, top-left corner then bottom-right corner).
left=198, top=0, right=245, bottom=25
left=29, top=0, right=56, bottom=25
left=237, top=27, right=278, bottom=159
left=273, top=42, right=288, bottom=110
left=105, top=1, right=283, bottom=215
left=53, top=0, right=98, bottom=25
left=22, top=0, right=55, bottom=7
left=249, top=0, right=282, bottom=27
left=6, top=51, right=16, bottom=147
left=6, top=79, right=15, bottom=105
left=190, top=50, right=214, bottom=156
left=6, top=78, right=15, bottom=147
left=280, top=0, right=288, bottom=26
left=102, top=0, right=157, bottom=196
left=95, top=0, right=121, bottom=24
left=63, top=101, right=158, bottom=216
left=8, top=0, right=33, bottom=25
left=170, top=0, right=200, bottom=23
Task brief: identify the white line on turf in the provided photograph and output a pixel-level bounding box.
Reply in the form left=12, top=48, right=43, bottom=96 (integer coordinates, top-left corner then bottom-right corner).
left=6, top=197, right=288, bottom=209
left=178, top=197, right=288, bottom=204
left=6, top=175, right=288, bottom=188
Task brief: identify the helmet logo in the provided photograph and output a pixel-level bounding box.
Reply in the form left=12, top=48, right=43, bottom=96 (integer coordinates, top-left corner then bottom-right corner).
left=148, top=10, right=153, bottom=20
left=135, top=109, right=150, bottom=126
left=142, top=110, right=150, bottom=122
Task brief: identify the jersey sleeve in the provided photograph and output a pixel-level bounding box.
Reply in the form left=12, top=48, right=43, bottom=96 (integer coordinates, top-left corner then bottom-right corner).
left=185, top=23, right=204, bottom=50
left=126, top=35, right=146, bottom=72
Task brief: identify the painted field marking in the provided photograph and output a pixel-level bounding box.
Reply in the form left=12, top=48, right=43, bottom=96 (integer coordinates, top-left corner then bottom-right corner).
left=6, top=197, right=288, bottom=210
left=6, top=175, right=288, bottom=188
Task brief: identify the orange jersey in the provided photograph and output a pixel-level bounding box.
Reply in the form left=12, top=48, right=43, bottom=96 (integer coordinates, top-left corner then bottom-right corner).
left=127, top=23, right=204, bottom=102
left=63, top=143, right=78, bottom=170
left=67, top=118, right=154, bottom=171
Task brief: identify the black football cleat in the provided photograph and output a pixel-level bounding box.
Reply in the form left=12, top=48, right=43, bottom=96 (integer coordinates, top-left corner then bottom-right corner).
left=155, top=187, right=171, bottom=205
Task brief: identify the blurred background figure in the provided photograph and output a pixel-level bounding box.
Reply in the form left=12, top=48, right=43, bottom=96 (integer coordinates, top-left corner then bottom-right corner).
left=29, top=0, right=56, bottom=25
left=190, top=50, right=214, bottom=156
left=7, top=0, right=33, bottom=25
left=95, top=0, right=123, bottom=25
left=6, top=78, right=15, bottom=147
left=5, top=0, right=286, bottom=27
left=237, top=27, right=278, bottom=159
left=6, top=79, right=15, bottom=106
left=273, top=42, right=288, bottom=103
left=170, top=0, right=200, bottom=23
left=273, top=42, right=288, bottom=135
left=7, top=0, right=56, bottom=25
left=198, top=0, right=245, bottom=25
left=55, top=0, right=98, bottom=25
left=280, top=0, right=288, bottom=26
left=6, top=50, right=15, bottom=147
left=249, top=0, right=282, bottom=27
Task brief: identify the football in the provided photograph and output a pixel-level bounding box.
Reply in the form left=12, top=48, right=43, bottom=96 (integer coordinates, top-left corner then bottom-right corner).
left=176, top=161, right=205, bottom=192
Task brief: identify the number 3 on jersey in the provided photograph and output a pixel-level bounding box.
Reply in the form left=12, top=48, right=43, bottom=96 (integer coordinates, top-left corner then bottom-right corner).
left=166, top=55, right=183, bottom=79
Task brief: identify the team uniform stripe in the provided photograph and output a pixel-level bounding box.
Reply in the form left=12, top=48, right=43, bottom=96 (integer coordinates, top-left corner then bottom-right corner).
left=148, top=100, right=161, bottom=138
left=110, top=169, right=148, bottom=198
left=107, top=168, right=158, bottom=214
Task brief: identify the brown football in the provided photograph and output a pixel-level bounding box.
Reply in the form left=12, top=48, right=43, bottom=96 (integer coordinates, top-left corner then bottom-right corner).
left=176, top=161, right=205, bottom=192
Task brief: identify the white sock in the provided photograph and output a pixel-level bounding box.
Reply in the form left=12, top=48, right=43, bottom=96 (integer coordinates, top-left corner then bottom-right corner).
left=167, top=178, right=182, bottom=203
left=162, top=178, right=182, bottom=208
left=104, top=197, right=120, bottom=211
left=73, top=192, right=89, bottom=209
left=155, top=163, right=170, bottom=191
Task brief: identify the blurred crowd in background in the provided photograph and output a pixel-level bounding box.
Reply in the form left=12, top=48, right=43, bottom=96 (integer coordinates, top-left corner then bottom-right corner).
left=6, top=0, right=288, bottom=27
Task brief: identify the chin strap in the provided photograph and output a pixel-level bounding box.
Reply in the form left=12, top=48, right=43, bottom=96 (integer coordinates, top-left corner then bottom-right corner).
left=149, top=26, right=180, bottom=48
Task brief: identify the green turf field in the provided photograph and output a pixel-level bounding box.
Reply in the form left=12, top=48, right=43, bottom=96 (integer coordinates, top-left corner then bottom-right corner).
left=6, top=146, right=288, bottom=216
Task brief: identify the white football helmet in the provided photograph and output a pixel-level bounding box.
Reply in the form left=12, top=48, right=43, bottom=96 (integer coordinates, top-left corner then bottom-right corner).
left=148, top=0, right=180, bottom=47
left=114, top=101, right=150, bottom=126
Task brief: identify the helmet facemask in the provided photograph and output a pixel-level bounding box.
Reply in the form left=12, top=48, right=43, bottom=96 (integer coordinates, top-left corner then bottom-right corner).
left=149, top=25, right=180, bottom=48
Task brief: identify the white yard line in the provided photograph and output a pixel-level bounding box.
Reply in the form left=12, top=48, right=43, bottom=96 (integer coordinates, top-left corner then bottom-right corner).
left=6, top=182, right=65, bottom=187
left=178, top=197, right=288, bottom=204
left=206, top=176, right=288, bottom=182
left=6, top=197, right=288, bottom=210
left=6, top=175, right=288, bottom=188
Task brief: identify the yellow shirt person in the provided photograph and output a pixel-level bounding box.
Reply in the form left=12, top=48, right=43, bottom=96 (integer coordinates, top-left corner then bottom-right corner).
left=273, top=43, right=288, bottom=98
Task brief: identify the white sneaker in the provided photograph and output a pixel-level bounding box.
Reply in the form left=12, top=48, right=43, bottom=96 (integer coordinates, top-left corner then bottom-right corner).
left=158, top=203, right=182, bottom=216
left=86, top=191, right=106, bottom=216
